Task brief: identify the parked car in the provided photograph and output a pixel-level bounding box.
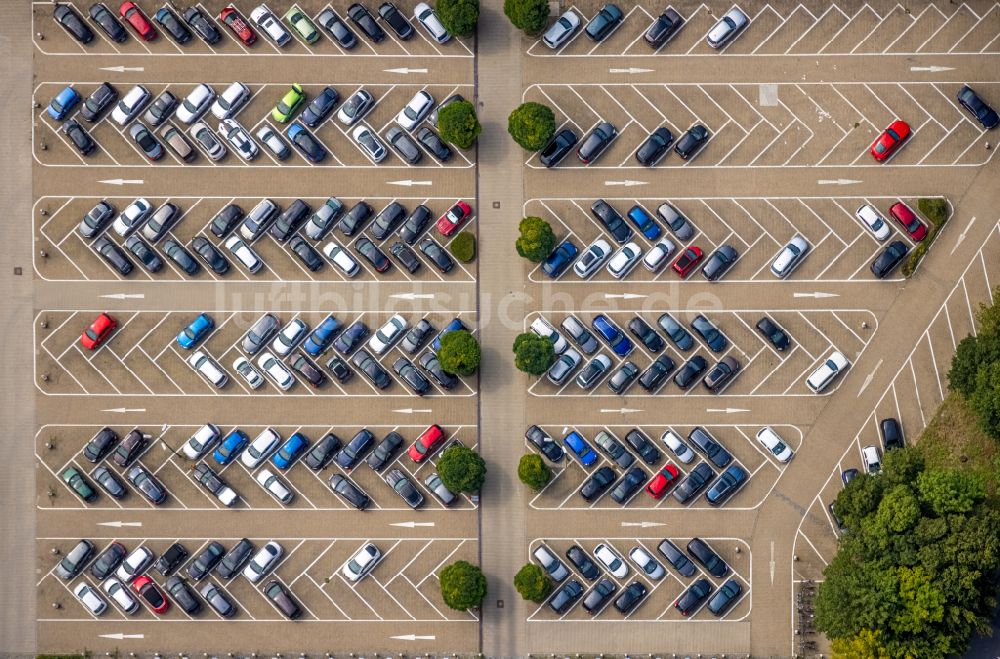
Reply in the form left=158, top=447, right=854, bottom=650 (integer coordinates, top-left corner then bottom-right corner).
left=347, top=3, right=386, bottom=42
left=756, top=316, right=790, bottom=351
left=539, top=129, right=578, bottom=167
left=576, top=354, right=612, bottom=390
left=317, top=9, right=358, bottom=47
left=386, top=469, right=424, bottom=509
left=542, top=239, right=579, bottom=278
left=525, top=425, right=564, bottom=463
left=705, top=464, right=748, bottom=506
left=644, top=8, right=685, bottom=47
left=871, top=240, right=909, bottom=278
left=543, top=9, right=581, bottom=49
left=328, top=474, right=371, bottom=509
left=584, top=4, right=624, bottom=42
left=672, top=462, right=715, bottom=504
left=703, top=356, right=741, bottom=393
left=806, top=351, right=850, bottom=393
left=671, top=245, right=704, bottom=277
left=342, top=544, right=382, bottom=582
left=706, top=7, right=749, bottom=47
left=674, top=578, right=713, bottom=616
left=871, top=120, right=910, bottom=161
left=889, top=201, right=927, bottom=241
left=957, top=85, right=999, bottom=129
left=658, top=539, right=697, bottom=577
left=55, top=4, right=95, bottom=43
left=378, top=2, right=414, bottom=39
left=702, top=245, right=738, bottom=281
left=635, top=127, right=674, bottom=166
left=674, top=124, right=709, bottom=159
left=577, top=122, right=617, bottom=164
left=563, top=431, right=598, bottom=466
left=688, top=426, right=732, bottom=468
left=855, top=203, right=892, bottom=241
left=756, top=426, right=794, bottom=462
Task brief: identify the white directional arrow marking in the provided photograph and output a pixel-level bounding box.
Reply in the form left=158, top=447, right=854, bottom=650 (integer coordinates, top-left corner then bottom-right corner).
left=770, top=541, right=775, bottom=584
left=99, top=66, right=144, bottom=73
left=391, top=634, right=437, bottom=641
left=387, top=180, right=433, bottom=187
left=99, top=633, right=145, bottom=640
left=99, top=293, right=145, bottom=300
left=706, top=407, right=750, bottom=414
left=793, top=292, right=840, bottom=299
left=621, top=521, right=665, bottom=528
left=604, top=293, right=647, bottom=300
left=857, top=358, right=883, bottom=397
left=817, top=179, right=862, bottom=185
left=392, top=408, right=432, bottom=414
left=100, top=408, right=146, bottom=414
left=604, top=179, right=647, bottom=187
left=390, top=521, right=435, bottom=528
left=97, top=521, right=142, bottom=528
left=98, top=178, right=144, bottom=185
left=951, top=216, right=976, bottom=255
left=390, top=293, right=434, bottom=300
left=609, top=67, right=654, bottom=74
left=600, top=408, right=643, bottom=414
left=383, top=68, right=429, bottom=74
left=909, top=65, right=955, bottom=73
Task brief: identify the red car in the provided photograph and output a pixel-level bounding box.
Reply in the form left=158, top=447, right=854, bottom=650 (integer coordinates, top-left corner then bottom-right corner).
left=119, top=2, right=156, bottom=40
left=889, top=202, right=927, bottom=241
left=132, top=575, right=170, bottom=614
left=671, top=246, right=703, bottom=278
left=436, top=201, right=473, bottom=237
left=80, top=313, right=118, bottom=350
left=219, top=6, right=257, bottom=45
left=407, top=424, right=446, bottom=463
left=645, top=464, right=680, bottom=499
left=870, top=119, right=910, bottom=162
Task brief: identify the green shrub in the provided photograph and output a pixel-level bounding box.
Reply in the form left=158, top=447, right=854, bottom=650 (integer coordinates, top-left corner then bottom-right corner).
left=503, top=0, right=549, bottom=34
left=902, top=197, right=951, bottom=277
left=513, top=332, right=555, bottom=375
left=438, top=443, right=487, bottom=492
left=449, top=232, right=476, bottom=262
left=508, top=102, right=556, bottom=151
left=518, top=453, right=551, bottom=490
left=438, top=329, right=480, bottom=376
left=918, top=198, right=950, bottom=226
left=439, top=560, right=487, bottom=610
left=437, top=0, right=479, bottom=37
left=514, top=563, right=553, bottom=602
left=438, top=100, right=481, bottom=149
left=516, top=216, right=556, bottom=262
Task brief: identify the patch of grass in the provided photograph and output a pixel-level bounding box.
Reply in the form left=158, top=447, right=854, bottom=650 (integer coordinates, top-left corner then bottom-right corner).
left=916, top=392, right=1000, bottom=501
left=449, top=232, right=476, bottom=263
left=902, top=197, right=951, bottom=277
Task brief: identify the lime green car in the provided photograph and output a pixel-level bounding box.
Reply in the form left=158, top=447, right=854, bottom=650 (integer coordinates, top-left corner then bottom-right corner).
left=272, top=84, right=305, bottom=123
left=283, top=6, right=320, bottom=43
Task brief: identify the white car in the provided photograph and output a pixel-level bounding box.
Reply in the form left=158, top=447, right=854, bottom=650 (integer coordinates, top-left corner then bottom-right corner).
left=233, top=356, right=265, bottom=389
left=414, top=3, right=450, bottom=43
left=257, top=351, right=296, bottom=390
left=573, top=238, right=612, bottom=278
left=188, top=351, right=229, bottom=389
left=533, top=545, right=569, bottom=582
left=352, top=124, right=387, bottom=162
left=628, top=546, right=665, bottom=580
left=224, top=236, right=263, bottom=273
left=756, top=426, right=794, bottom=463
left=73, top=582, right=108, bottom=616
left=368, top=314, right=408, bottom=355
left=250, top=5, right=291, bottom=45
left=396, top=90, right=434, bottom=131
left=806, top=350, right=850, bottom=393
left=241, top=427, right=282, bottom=468
left=770, top=235, right=810, bottom=278
left=322, top=242, right=361, bottom=277
left=272, top=319, right=308, bottom=356
left=643, top=238, right=676, bottom=272
left=255, top=469, right=294, bottom=505
left=530, top=317, right=567, bottom=354
left=543, top=9, right=581, bottom=49
left=189, top=121, right=228, bottom=160
left=341, top=543, right=382, bottom=581
left=102, top=577, right=140, bottom=614
left=112, top=197, right=153, bottom=237
left=862, top=445, right=882, bottom=474
left=175, top=84, right=216, bottom=124
left=218, top=119, right=259, bottom=161
left=855, top=203, right=892, bottom=241
left=211, top=82, right=251, bottom=120
left=607, top=242, right=643, bottom=279
left=243, top=540, right=284, bottom=582
left=256, top=125, right=290, bottom=160
left=111, top=84, right=151, bottom=126
left=116, top=546, right=154, bottom=583
left=182, top=423, right=222, bottom=460
left=661, top=430, right=695, bottom=464
left=338, top=88, right=375, bottom=126
left=593, top=543, right=628, bottom=579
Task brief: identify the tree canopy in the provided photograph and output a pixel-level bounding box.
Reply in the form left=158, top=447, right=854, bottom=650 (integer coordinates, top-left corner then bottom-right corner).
left=513, top=332, right=555, bottom=375
left=516, top=216, right=556, bottom=262
left=439, top=560, right=487, bottom=610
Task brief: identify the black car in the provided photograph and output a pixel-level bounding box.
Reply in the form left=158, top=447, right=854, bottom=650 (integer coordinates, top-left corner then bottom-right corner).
left=216, top=538, right=254, bottom=579
left=880, top=418, right=904, bottom=450
left=54, top=5, right=94, bottom=43
left=182, top=6, right=221, bottom=44
left=154, top=542, right=189, bottom=576
left=627, top=317, right=664, bottom=352
left=289, top=124, right=327, bottom=162
left=871, top=240, right=909, bottom=279
left=378, top=2, right=413, bottom=39
left=549, top=579, right=584, bottom=613
left=334, top=321, right=369, bottom=354
left=347, top=4, right=386, bottom=43
left=79, top=200, right=115, bottom=239
left=93, top=466, right=126, bottom=498
left=755, top=316, right=790, bottom=351
left=288, top=235, right=324, bottom=272
left=264, top=580, right=302, bottom=620
left=639, top=355, right=675, bottom=392
left=367, top=431, right=404, bottom=471
left=191, top=237, right=230, bottom=274
left=386, top=469, right=424, bottom=509
left=386, top=127, right=422, bottom=164
left=81, top=82, right=119, bottom=122
left=582, top=578, right=617, bottom=614
left=707, top=578, right=742, bottom=616
left=688, top=427, right=732, bottom=468
left=687, top=537, right=729, bottom=578
left=614, top=581, right=647, bottom=615
left=957, top=85, right=999, bottom=129
left=644, top=8, right=684, bottom=47
left=624, top=429, right=660, bottom=465
left=303, top=433, right=342, bottom=471
left=325, top=355, right=353, bottom=382
left=635, top=127, right=674, bottom=166
left=370, top=202, right=407, bottom=240
left=165, top=576, right=202, bottom=614
left=703, top=356, right=741, bottom=394
left=672, top=462, right=715, bottom=504
left=83, top=427, right=119, bottom=462
left=691, top=315, right=728, bottom=352
left=675, top=578, right=712, bottom=616
left=335, top=428, right=376, bottom=469
left=90, top=542, right=126, bottom=580
left=419, top=352, right=458, bottom=389
left=706, top=464, right=748, bottom=506
left=577, top=122, right=617, bottom=164
left=329, top=474, right=372, bottom=510
left=399, top=205, right=433, bottom=244
left=584, top=4, right=624, bottom=42
left=63, top=119, right=96, bottom=155
left=657, top=539, right=696, bottom=577
left=162, top=239, right=200, bottom=275
left=144, top=91, right=178, bottom=127
left=565, top=545, right=600, bottom=580
left=355, top=237, right=391, bottom=272
left=154, top=7, right=191, bottom=43
left=415, top=127, right=451, bottom=162
left=417, top=238, right=454, bottom=273
left=393, top=357, right=430, bottom=395
left=125, top=235, right=164, bottom=273
left=610, top=467, right=647, bottom=504
left=590, top=199, right=633, bottom=244
left=301, top=86, right=340, bottom=127
left=674, top=124, right=709, bottom=159
left=607, top=361, right=640, bottom=394
left=127, top=465, right=167, bottom=504
left=525, top=425, right=564, bottom=463
left=289, top=352, right=326, bottom=387
left=93, top=237, right=134, bottom=275
left=339, top=201, right=374, bottom=236
left=89, top=3, right=127, bottom=42
left=702, top=245, right=738, bottom=281
left=317, top=9, right=358, bottom=48
left=111, top=429, right=147, bottom=467
left=270, top=199, right=312, bottom=241
left=580, top=466, right=617, bottom=501
left=209, top=204, right=245, bottom=238
left=539, top=129, right=578, bottom=168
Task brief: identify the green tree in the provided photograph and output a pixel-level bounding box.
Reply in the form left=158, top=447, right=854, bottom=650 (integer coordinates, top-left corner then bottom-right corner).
left=503, top=0, right=549, bottom=34
left=873, top=485, right=921, bottom=535
left=516, top=216, right=556, bottom=262
left=830, top=630, right=891, bottom=659
left=975, top=286, right=1000, bottom=336
left=514, top=563, right=552, bottom=602
left=439, top=560, right=487, bottom=610
left=969, top=360, right=1000, bottom=439
left=437, top=0, right=479, bottom=37
left=449, top=232, right=476, bottom=262
left=437, top=443, right=487, bottom=493
left=517, top=453, right=551, bottom=490
left=438, top=100, right=481, bottom=149
left=438, top=329, right=481, bottom=376
left=948, top=334, right=996, bottom=396
left=513, top=332, right=555, bottom=375
left=916, top=469, right=985, bottom=516
left=507, top=102, right=556, bottom=151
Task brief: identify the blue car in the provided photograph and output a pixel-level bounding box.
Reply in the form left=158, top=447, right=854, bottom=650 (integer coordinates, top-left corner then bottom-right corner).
left=592, top=315, right=634, bottom=357
left=273, top=432, right=311, bottom=469
left=626, top=205, right=662, bottom=241
left=213, top=429, right=250, bottom=466
left=432, top=317, right=468, bottom=352
left=47, top=86, right=81, bottom=121
left=302, top=315, right=341, bottom=356
left=541, top=240, right=578, bottom=279
left=176, top=313, right=214, bottom=349
left=287, top=122, right=328, bottom=163
left=563, top=431, right=597, bottom=467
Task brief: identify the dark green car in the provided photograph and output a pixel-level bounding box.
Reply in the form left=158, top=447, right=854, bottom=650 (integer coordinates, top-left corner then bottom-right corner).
left=62, top=467, right=97, bottom=502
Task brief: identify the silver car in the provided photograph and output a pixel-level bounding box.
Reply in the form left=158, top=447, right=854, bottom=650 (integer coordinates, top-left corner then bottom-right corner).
left=256, top=124, right=291, bottom=160
left=573, top=238, right=612, bottom=278
left=770, top=235, right=810, bottom=278
left=706, top=7, right=749, bottom=48
left=543, top=9, right=581, bottom=49
left=190, top=121, right=227, bottom=160
left=547, top=347, right=582, bottom=385
left=560, top=316, right=599, bottom=354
